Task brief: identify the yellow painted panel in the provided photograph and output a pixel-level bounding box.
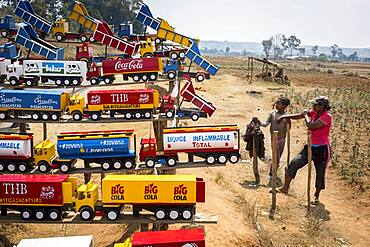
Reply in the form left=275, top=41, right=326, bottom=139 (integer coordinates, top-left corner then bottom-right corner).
left=102, top=175, right=197, bottom=204
left=62, top=181, right=73, bottom=204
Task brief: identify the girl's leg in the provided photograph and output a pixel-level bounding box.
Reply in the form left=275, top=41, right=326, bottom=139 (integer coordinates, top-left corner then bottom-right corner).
left=313, top=146, right=329, bottom=202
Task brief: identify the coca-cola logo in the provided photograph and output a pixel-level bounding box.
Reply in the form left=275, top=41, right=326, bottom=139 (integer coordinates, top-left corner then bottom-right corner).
left=114, top=59, right=144, bottom=71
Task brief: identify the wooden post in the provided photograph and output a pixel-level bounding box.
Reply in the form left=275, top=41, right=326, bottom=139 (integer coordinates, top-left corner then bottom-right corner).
left=43, top=123, right=47, bottom=140
left=307, top=130, right=312, bottom=213
left=19, top=123, right=27, bottom=133
left=252, top=134, right=260, bottom=184
left=286, top=123, right=291, bottom=167
left=270, top=131, right=278, bottom=219
left=250, top=58, right=254, bottom=84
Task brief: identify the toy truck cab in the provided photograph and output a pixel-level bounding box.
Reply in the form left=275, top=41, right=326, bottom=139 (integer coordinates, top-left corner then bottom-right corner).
left=139, top=138, right=157, bottom=167
left=33, top=139, right=58, bottom=172
left=74, top=181, right=99, bottom=220
left=76, top=42, right=94, bottom=62
left=67, top=93, right=86, bottom=121
left=0, top=15, right=16, bottom=37
left=160, top=95, right=175, bottom=118
left=139, top=38, right=154, bottom=58
left=52, top=19, right=68, bottom=41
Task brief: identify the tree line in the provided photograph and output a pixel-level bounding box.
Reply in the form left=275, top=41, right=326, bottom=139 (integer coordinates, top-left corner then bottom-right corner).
left=0, top=0, right=145, bottom=33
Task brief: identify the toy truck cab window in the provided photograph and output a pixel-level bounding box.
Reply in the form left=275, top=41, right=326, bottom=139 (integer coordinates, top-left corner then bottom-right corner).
left=78, top=192, right=86, bottom=200
left=0, top=19, right=4, bottom=24
left=87, top=192, right=91, bottom=199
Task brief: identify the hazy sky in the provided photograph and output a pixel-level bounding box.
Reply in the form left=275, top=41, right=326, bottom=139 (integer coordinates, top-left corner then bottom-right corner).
left=146, top=0, right=369, bottom=48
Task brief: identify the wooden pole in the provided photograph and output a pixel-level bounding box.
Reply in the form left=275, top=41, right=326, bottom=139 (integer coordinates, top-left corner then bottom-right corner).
left=307, top=130, right=312, bottom=213
left=270, top=131, right=278, bottom=219
left=252, top=134, right=260, bottom=184
left=43, top=123, right=47, bottom=140
left=250, top=58, right=254, bottom=84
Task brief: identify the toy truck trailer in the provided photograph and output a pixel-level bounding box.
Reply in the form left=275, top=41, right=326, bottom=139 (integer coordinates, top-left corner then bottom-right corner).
left=0, top=42, right=18, bottom=60
left=0, top=58, right=12, bottom=83
left=0, top=89, right=72, bottom=121
left=185, top=40, right=219, bottom=76
left=140, top=39, right=186, bottom=60
left=0, top=15, right=17, bottom=38
left=0, top=174, right=79, bottom=220
left=115, top=228, right=205, bottom=247
left=139, top=125, right=240, bottom=167
left=51, top=19, right=94, bottom=42
left=17, top=235, right=94, bottom=247
left=15, top=0, right=52, bottom=36
left=56, top=130, right=137, bottom=171
left=164, top=60, right=210, bottom=82
left=87, top=57, right=163, bottom=84
left=15, top=23, right=64, bottom=60
left=6, top=60, right=87, bottom=86
left=94, top=174, right=205, bottom=221
left=80, top=88, right=174, bottom=121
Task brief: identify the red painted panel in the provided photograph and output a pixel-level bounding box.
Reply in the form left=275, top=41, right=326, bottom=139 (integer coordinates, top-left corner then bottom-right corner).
left=87, top=89, right=155, bottom=105
left=0, top=175, right=68, bottom=206
left=132, top=228, right=205, bottom=247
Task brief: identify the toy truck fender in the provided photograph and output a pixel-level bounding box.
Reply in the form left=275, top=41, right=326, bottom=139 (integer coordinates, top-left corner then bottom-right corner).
left=0, top=174, right=77, bottom=207
left=0, top=89, right=70, bottom=112
left=0, top=134, right=33, bottom=160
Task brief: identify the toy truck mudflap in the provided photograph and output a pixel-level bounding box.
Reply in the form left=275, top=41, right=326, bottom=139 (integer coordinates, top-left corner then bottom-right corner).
left=186, top=40, right=219, bottom=75
left=15, top=23, right=64, bottom=60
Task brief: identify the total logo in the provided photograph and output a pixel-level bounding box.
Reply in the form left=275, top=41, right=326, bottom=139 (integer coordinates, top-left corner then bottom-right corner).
left=174, top=184, right=188, bottom=201
left=144, top=183, right=158, bottom=200
left=111, top=184, right=125, bottom=200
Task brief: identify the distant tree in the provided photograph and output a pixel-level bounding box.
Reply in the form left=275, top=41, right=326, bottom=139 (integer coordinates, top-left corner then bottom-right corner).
left=242, top=49, right=247, bottom=56
left=298, top=47, right=306, bottom=57
left=318, top=53, right=328, bottom=62
left=262, top=38, right=273, bottom=58
left=273, top=46, right=284, bottom=59
left=225, top=47, right=230, bottom=54
left=312, top=45, right=319, bottom=55
left=287, top=36, right=301, bottom=56
left=348, top=51, right=358, bottom=61
left=330, top=44, right=339, bottom=59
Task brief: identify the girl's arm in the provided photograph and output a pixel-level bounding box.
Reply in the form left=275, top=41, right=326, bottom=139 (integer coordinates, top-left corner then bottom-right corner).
left=255, top=113, right=272, bottom=127
left=278, top=112, right=305, bottom=122
left=304, top=113, right=326, bottom=130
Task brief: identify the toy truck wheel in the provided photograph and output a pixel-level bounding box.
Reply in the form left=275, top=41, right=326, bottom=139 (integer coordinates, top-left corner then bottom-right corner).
left=167, top=71, right=176, bottom=80
left=133, top=75, right=140, bottom=82
left=102, top=160, right=112, bottom=170
left=125, top=112, right=132, bottom=119
left=134, top=112, right=142, bottom=119
left=170, top=53, right=178, bottom=60
left=0, top=162, right=5, bottom=171
left=166, top=157, right=177, bottom=167
left=7, top=163, right=16, bottom=172
left=0, top=112, right=7, bottom=120
left=48, top=209, right=61, bottom=220
left=18, top=162, right=28, bottom=172
left=169, top=208, right=180, bottom=220
left=80, top=35, right=87, bottom=42
left=1, top=30, right=8, bottom=37
left=72, top=111, right=83, bottom=121
left=41, top=112, right=50, bottom=121
left=72, top=78, right=80, bottom=86
left=165, top=110, right=174, bottom=118
left=196, top=74, right=205, bottom=82
left=104, top=77, right=113, bottom=84
left=80, top=207, right=95, bottom=221
left=141, top=74, right=148, bottom=81
left=144, top=111, right=152, bottom=119
left=64, top=79, right=71, bottom=85
left=55, top=79, right=63, bottom=86
left=38, top=161, right=50, bottom=173
left=143, top=52, right=153, bottom=58
left=229, top=153, right=240, bottom=164
left=155, top=208, right=166, bottom=220
left=35, top=209, right=46, bottom=220
left=113, top=160, right=122, bottom=170
left=20, top=208, right=33, bottom=220
left=179, top=52, right=186, bottom=59
left=155, top=38, right=161, bottom=44
left=149, top=73, right=157, bottom=81
left=89, top=36, right=95, bottom=42
left=60, top=163, right=71, bottom=173
left=206, top=154, right=216, bottom=164
left=123, top=159, right=135, bottom=169
left=32, top=112, right=41, bottom=120
left=90, top=78, right=99, bottom=85
left=9, top=77, right=19, bottom=86
left=51, top=112, right=59, bottom=121
left=191, top=113, right=200, bottom=121
left=107, top=209, right=119, bottom=221
left=25, top=79, right=33, bottom=87
left=90, top=112, right=101, bottom=121
left=55, top=33, right=64, bottom=41
left=145, top=158, right=156, bottom=168
left=218, top=154, right=227, bottom=164
left=181, top=208, right=193, bottom=220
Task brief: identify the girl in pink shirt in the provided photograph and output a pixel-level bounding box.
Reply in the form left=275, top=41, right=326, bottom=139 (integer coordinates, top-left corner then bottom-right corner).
left=275, top=96, right=332, bottom=204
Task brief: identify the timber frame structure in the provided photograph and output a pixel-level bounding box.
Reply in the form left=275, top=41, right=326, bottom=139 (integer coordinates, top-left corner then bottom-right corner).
left=246, top=57, right=289, bottom=84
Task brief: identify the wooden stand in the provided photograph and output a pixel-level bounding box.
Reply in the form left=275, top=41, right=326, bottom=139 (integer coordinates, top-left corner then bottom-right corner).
left=252, top=134, right=260, bottom=184
left=286, top=123, right=291, bottom=167
left=307, top=131, right=312, bottom=214
left=269, top=131, right=278, bottom=219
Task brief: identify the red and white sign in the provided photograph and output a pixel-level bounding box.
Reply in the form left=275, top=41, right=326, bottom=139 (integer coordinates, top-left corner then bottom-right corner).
left=87, top=89, right=155, bottom=105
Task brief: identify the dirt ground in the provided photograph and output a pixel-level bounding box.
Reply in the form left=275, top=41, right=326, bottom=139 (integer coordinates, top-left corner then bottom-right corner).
left=0, top=59, right=369, bottom=246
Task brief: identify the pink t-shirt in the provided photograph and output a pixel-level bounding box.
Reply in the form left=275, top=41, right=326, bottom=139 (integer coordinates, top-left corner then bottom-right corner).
left=309, top=110, right=332, bottom=145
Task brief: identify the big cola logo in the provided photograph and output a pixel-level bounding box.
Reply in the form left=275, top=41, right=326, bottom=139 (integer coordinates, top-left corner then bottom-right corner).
left=114, top=59, right=144, bottom=71
left=111, top=184, right=125, bottom=200
left=144, top=183, right=158, bottom=200
left=174, top=184, right=188, bottom=201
